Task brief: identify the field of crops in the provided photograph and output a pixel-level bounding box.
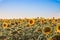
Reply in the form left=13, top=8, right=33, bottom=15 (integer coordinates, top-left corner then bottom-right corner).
left=0, top=17, right=60, bottom=40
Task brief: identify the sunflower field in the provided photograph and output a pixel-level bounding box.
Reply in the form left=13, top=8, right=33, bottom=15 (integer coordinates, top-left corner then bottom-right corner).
left=0, top=17, right=60, bottom=40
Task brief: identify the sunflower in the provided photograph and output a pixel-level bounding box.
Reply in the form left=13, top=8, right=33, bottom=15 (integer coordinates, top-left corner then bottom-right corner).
left=40, top=18, right=46, bottom=24
left=8, top=19, right=12, bottom=24
left=56, top=23, right=60, bottom=33
left=2, top=22, right=8, bottom=28
left=28, top=18, right=35, bottom=26
left=43, top=27, right=52, bottom=34
left=17, top=20, right=22, bottom=25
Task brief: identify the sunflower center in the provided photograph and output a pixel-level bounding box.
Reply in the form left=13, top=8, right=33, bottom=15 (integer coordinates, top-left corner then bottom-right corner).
left=58, top=26, right=60, bottom=30
left=30, top=20, right=33, bottom=24
left=43, top=27, right=51, bottom=33
left=4, top=24, right=6, bottom=27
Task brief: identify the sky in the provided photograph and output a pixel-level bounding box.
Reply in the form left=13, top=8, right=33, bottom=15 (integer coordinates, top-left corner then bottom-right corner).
left=0, top=0, right=60, bottom=18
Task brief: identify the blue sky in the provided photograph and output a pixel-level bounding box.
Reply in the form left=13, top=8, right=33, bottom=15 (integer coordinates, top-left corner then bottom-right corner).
left=0, top=0, right=60, bottom=18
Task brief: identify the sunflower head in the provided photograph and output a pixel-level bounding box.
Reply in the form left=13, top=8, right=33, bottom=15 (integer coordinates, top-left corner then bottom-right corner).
left=3, top=22, right=8, bottom=28
left=40, top=18, right=46, bottom=24
left=43, top=27, right=52, bottom=34
left=18, top=20, right=22, bottom=25
left=29, top=18, right=35, bottom=26
left=8, top=19, right=12, bottom=24
left=56, top=23, right=60, bottom=33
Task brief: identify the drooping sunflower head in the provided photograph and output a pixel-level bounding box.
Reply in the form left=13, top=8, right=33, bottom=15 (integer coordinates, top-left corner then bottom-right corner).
left=2, top=22, right=8, bottom=28
left=43, top=27, right=52, bottom=34
left=28, top=18, right=35, bottom=26
left=56, top=23, right=60, bottom=33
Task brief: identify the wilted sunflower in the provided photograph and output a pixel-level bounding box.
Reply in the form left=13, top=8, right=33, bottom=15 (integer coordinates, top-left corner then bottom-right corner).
left=43, top=27, right=52, bottom=34
left=56, top=23, right=60, bottom=33
left=2, top=22, right=8, bottom=28
left=28, top=18, right=35, bottom=26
